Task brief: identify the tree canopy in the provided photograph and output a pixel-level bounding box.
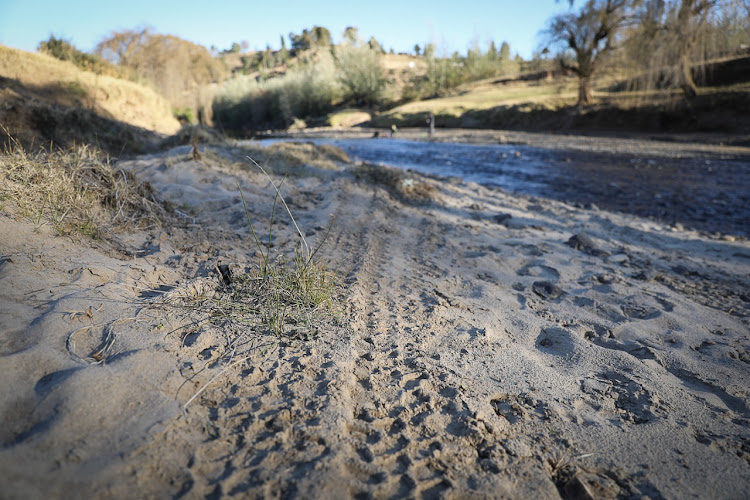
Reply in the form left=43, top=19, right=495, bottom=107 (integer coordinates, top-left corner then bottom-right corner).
left=543, top=0, right=634, bottom=105
left=95, top=28, right=226, bottom=114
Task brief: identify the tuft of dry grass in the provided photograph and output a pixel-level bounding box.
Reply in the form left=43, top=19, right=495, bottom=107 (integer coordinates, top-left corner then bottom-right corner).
left=147, top=153, right=338, bottom=342
left=0, top=135, right=169, bottom=238
left=213, top=141, right=351, bottom=178
left=354, top=162, right=436, bottom=203
left=235, top=158, right=338, bottom=336
left=145, top=158, right=339, bottom=410
left=159, top=124, right=227, bottom=149
left=264, top=141, right=350, bottom=170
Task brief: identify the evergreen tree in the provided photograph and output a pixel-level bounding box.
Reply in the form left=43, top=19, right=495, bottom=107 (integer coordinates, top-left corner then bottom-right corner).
left=488, top=41, right=498, bottom=60
left=312, top=26, right=332, bottom=46
left=499, top=41, right=511, bottom=60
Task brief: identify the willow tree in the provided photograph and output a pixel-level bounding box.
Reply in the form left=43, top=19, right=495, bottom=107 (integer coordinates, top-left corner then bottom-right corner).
left=334, top=41, right=387, bottom=105
left=628, top=0, right=721, bottom=97
left=543, top=0, right=634, bottom=106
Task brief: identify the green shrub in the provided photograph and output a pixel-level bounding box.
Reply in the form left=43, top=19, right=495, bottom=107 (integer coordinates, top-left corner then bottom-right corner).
left=213, top=52, right=341, bottom=130
left=64, top=80, right=87, bottom=99
left=406, top=44, right=520, bottom=99
left=173, top=107, right=195, bottom=124
left=38, top=35, right=125, bottom=78
left=334, top=44, right=387, bottom=105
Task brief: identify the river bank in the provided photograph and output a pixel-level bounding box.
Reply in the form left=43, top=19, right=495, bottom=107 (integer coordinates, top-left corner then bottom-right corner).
left=1, top=139, right=748, bottom=498
left=257, top=128, right=750, bottom=237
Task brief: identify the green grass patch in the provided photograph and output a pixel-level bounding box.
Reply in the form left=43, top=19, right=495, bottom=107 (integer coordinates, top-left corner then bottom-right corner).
left=326, top=108, right=372, bottom=127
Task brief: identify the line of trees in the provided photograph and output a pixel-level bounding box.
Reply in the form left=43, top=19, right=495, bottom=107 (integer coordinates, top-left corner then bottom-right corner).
left=37, top=35, right=129, bottom=79
left=408, top=40, right=521, bottom=99
left=37, top=7, right=749, bottom=129
left=212, top=28, right=390, bottom=130
left=95, top=27, right=227, bottom=106
left=542, top=0, right=750, bottom=106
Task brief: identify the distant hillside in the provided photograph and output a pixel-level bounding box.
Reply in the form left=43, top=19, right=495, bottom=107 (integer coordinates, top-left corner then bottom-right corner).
left=0, top=45, right=180, bottom=153
left=370, top=58, right=750, bottom=134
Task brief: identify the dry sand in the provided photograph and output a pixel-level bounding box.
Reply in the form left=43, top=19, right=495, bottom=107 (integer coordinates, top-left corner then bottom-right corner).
left=1, top=136, right=749, bottom=499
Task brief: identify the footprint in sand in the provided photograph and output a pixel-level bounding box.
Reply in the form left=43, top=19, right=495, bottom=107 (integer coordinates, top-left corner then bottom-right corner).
left=581, top=372, right=661, bottom=424
left=517, top=261, right=560, bottom=280
left=566, top=233, right=610, bottom=258
left=490, top=393, right=550, bottom=426
left=532, top=281, right=565, bottom=300
left=536, top=326, right=576, bottom=357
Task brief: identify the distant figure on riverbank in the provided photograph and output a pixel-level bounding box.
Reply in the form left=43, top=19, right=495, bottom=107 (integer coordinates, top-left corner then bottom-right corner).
left=391, top=124, right=398, bottom=137
left=191, top=137, right=202, bottom=161
left=427, top=113, right=435, bottom=138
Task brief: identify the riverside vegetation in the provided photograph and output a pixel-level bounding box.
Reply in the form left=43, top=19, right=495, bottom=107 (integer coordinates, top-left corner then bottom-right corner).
left=0, top=135, right=345, bottom=429
left=6, top=0, right=745, bottom=141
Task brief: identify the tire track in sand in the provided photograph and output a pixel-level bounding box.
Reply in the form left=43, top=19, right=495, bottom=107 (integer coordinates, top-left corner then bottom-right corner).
left=337, top=191, right=557, bottom=498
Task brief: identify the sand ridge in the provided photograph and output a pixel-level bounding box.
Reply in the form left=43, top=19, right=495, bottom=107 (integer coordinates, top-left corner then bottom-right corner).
left=0, top=140, right=748, bottom=498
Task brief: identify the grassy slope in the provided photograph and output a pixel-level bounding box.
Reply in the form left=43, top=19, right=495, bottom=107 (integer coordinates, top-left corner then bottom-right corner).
left=0, top=45, right=180, bottom=134
left=0, top=45, right=182, bottom=153
left=370, top=59, right=750, bottom=134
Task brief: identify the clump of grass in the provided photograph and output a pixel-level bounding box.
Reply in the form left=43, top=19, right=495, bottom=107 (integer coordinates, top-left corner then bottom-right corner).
left=156, top=154, right=336, bottom=345
left=160, top=124, right=226, bottom=149
left=138, top=155, right=338, bottom=411
left=235, top=157, right=336, bottom=336
left=263, top=141, right=349, bottom=173
left=215, top=141, right=350, bottom=178
left=354, top=162, right=435, bottom=203
left=0, top=134, right=168, bottom=238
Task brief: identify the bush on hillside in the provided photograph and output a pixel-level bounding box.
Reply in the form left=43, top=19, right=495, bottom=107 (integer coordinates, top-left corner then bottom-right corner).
left=37, top=35, right=126, bottom=78
left=407, top=43, right=520, bottom=99
left=95, top=28, right=227, bottom=110
left=213, top=52, right=340, bottom=131
left=334, top=44, right=387, bottom=105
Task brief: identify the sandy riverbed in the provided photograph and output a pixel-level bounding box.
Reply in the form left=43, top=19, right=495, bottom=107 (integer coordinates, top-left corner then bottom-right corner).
left=1, top=136, right=749, bottom=498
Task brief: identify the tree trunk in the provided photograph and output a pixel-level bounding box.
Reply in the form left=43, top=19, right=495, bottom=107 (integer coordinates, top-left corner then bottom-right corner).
left=675, top=0, right=702, bottom=98
left=679, top=54, right=698, bottom=98
left=577, top=77, right=592, bottom=107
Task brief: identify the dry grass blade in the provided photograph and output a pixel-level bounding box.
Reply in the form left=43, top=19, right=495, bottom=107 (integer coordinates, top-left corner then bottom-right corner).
left=245, top=155, right=310, bottom=256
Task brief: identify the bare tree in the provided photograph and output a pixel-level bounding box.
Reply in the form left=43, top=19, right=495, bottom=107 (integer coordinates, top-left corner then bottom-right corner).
left=96, top=28, right=226, bottom=114
left=674, top=1, right=718, bottom=96
left=629, top=0, right=721, bottom=97
left=543, top=0, right=634, bottom=106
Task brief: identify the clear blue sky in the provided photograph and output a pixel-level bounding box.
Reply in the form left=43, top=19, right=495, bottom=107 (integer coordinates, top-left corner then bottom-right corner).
left=0, top=0, right=572, bottom=59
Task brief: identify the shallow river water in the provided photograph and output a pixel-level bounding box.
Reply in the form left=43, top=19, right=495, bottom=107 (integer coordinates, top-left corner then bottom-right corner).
left=259, top=137, right=750, bottom=237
